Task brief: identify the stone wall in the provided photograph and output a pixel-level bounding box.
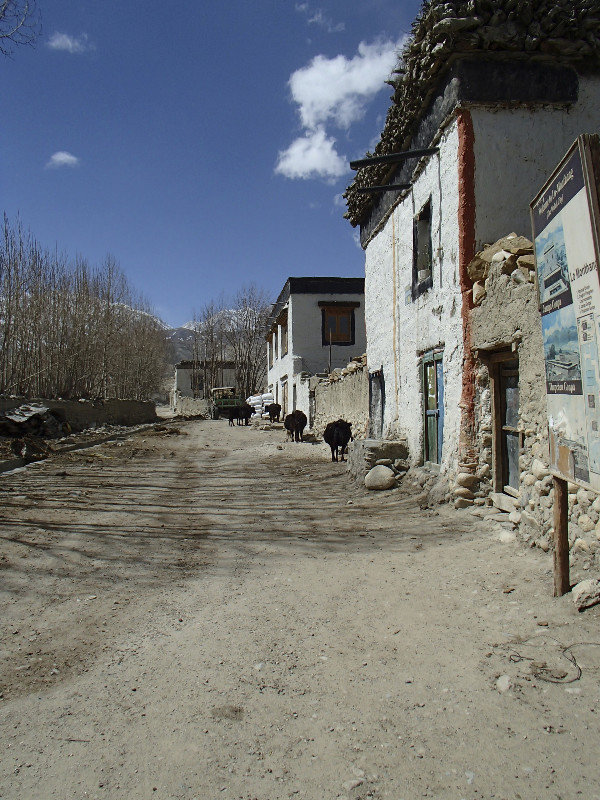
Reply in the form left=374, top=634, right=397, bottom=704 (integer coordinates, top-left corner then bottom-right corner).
left=347, top=437, right=409, bottom=484
left=172, top=396, right=210, bottom=417
left=312, top=355, right=369, bottom=438
left=0, top=397, right=157, bottom=429
left=468, top=234, right=598, bottom=570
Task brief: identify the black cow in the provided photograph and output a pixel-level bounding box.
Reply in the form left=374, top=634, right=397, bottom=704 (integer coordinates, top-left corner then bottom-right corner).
left=238, top=403, right=253, bottom=426
left=266, top=402, right=282, bottom=423
left=323, top=419, right=353, bottom=462
left=284, top=409, right=307, bottom=442
left=228, top=404, right=253, bottom=426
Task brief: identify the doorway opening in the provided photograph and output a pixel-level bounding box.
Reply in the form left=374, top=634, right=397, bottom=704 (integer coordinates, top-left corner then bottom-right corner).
left=369, top=369, right=385, bottom=438
left=421, top=350, right=444, bottom=464
left=487, top=351, right=521, bottom=495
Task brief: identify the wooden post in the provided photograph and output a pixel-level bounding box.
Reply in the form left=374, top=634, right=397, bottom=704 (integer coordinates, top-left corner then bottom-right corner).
left=552, top=476, right=570, bottom=597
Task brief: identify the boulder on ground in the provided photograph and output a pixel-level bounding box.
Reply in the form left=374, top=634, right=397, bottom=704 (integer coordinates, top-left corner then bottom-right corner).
left=456, top=472, right=479, bottom=489
left=365, top=465, right=396, bottom=491
left=572, top=578, right=600, bottom=611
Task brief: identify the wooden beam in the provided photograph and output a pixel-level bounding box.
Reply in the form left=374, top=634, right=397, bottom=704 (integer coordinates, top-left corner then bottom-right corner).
left=356, top=184, right=412, bottom=195
left=552, top=476, right=570, bottom=596
left=350, top=147, right=439, bottom=170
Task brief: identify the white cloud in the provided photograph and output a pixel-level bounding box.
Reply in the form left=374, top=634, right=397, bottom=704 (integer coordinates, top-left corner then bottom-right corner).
left=47, top=32, right=93, bottom=54
left=276, top=35, right=405, bottom=182
left=289, top=37, right=403, bottom=130
left=46, top=151, right=80, bottom=169
left=295, top=3, right=345, bottom=33
left=275, top=128, right=347, bottom=181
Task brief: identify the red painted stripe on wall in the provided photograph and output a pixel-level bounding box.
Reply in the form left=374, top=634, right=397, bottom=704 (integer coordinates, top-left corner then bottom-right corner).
left=456, top=108, right=478, bottom=468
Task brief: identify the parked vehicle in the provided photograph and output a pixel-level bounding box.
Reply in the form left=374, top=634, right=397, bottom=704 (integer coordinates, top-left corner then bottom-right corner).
left=209, top=387, right=243, bottom=419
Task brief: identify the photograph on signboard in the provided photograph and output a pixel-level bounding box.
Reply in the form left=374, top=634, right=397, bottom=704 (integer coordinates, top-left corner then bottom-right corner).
left=535, top=218, right=571, bottom=312
left=541, top=306, right=582, bottom=393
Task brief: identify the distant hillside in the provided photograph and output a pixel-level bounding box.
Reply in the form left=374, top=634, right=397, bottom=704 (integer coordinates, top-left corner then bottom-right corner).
left=164, top=326, right=197, bottom=364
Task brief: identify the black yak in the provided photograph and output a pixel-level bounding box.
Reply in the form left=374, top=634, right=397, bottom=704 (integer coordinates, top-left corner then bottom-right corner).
left=284, top=409, right=307, bottom=442
left=228, top=404, right=253, bottom=426
left=323, top=419, right=353, bottom=462
left=266, top=402, right=282, bottom=423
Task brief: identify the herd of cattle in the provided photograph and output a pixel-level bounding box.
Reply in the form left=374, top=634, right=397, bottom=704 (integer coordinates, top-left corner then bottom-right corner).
left=225, top=402, right=353, bottom=462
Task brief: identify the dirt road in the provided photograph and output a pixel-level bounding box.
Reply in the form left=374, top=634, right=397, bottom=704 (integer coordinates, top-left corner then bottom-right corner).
left=1, top=419, right=600, bottom=800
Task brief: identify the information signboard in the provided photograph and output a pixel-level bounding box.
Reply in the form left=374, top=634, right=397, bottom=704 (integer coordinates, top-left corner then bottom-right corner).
left=530, top=135, right=600, bottom=490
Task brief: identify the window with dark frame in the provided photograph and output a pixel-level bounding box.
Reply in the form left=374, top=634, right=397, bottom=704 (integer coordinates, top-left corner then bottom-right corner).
left=412, top=198, right=433, bottom=299
left=319, top=302, right=358, bottom=346
left=280, top=311, right=288, bottom=356
left=267, top=334, right=273, bottom=369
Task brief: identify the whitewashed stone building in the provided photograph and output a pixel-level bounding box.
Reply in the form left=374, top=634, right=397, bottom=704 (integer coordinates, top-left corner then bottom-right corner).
left=170, top=359, right=237, bottom=415
left=345, top=0, right=600, bottom=494
left=172, top=359, right=236, bottom=400
left=266, top=277, right=365, bottom=421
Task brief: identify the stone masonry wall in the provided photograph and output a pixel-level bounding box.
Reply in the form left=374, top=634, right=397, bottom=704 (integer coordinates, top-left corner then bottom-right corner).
left=468, top=234, right=598, bottom=571
left=312, top=355, right=369, bottom=439
left=0, top=397, right=157, bottom=429
left=173, top=396, right=210, bottom=417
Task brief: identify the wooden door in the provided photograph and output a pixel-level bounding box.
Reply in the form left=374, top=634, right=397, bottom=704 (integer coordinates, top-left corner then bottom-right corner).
left=422, top=352, right=444, bottom=464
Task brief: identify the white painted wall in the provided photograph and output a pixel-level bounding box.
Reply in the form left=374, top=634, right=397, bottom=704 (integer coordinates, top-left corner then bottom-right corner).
left=364, top=77, right=600, bottom=470
left=173, top=365, right=236, bottom=399
left=174, top=367, right=194, bottom=397
left=472, top=75, right=600, bottom=246
left=364, top=118, right=463, bottom=470
left=266, top=291, right=366, bottom=418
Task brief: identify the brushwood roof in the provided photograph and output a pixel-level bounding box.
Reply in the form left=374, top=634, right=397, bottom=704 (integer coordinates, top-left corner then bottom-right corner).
left=344, top=0, right=600, bottom=228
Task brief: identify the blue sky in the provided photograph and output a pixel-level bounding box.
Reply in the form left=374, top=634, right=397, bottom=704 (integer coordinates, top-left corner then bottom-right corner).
left=2, top=0, right=421, bottom=326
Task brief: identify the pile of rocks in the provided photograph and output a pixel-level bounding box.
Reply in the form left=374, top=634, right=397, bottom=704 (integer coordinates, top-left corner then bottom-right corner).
left=0, top=403, right=69, bottom=439
left=348, top=438, right=410, bottom=486
left=345, top=0, right=600, bottom=226
left=365, top=459, right=409, bottom=491
left=518, top=459, right=600, bottom=569
left=468, top=233, right=536, bottom=305
left=326, top=354, right=367, bottom=383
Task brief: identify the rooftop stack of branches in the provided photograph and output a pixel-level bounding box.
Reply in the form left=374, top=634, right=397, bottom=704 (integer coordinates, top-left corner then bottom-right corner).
left=344, top=0, right=600, bottom=227
left=0, top=214, right=167, bottom=400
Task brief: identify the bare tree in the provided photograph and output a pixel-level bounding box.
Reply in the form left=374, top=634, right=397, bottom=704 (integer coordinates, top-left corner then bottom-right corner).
left=188, top=287, right=270, bottom=399
left=0, top=0, right=40, bottom=56
left=225, top=285, right=271, bottom=399
left=193, top=298, right=227, bottom=394
left=0, top=214, right=168, bottom=400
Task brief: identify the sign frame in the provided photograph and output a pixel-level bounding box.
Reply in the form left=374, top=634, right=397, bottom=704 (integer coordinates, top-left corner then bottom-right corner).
left=530, top=134, right=600, bottom=492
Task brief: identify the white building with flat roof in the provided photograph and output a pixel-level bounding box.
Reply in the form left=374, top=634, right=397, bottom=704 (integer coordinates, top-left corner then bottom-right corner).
left=266, top=277, right=366, bottom=422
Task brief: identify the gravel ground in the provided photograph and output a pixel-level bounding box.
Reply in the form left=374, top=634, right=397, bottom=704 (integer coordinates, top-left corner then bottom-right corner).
left=1, top=418, right=599, bottom=800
